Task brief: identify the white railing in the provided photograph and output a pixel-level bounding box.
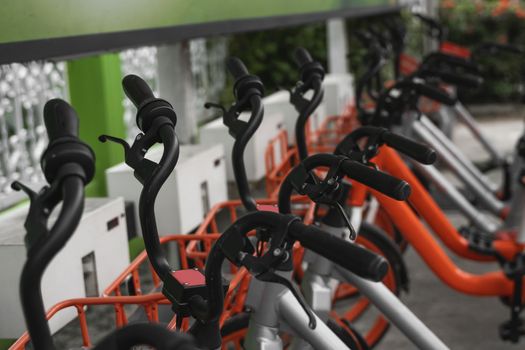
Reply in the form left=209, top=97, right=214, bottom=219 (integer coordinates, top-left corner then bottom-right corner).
left=0, top=62, right=67, bottom=210
left=0, top=39, right=228, bottom=210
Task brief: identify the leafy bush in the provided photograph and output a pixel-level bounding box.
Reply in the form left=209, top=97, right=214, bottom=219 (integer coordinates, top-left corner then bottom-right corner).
left=225, top=22, right=327, bottom=102
left=223, top=3, right=524, bottom=105
left=439, top=0, right=525, bottom=103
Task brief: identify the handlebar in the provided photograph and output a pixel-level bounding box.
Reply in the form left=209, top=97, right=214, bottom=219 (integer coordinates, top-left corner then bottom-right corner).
left=122, top=76, right=180, bottom=287
left=341, top=158, right=411, bottom=200
left=335, top=126, right=437, bottom=165
left=122, top=74, right=177, bottom=133
left=43, top=98, right=80, bottom=141
left=291, top=47, right=325, bottom=160
left=413, top=81, right=457, bottom=106
left=289, top=221, right=389, bottom=282
left=17, top=99, right=95, bottom=350
left=199, top=211, right=390, bottom=335
left=294, top=47, right=314, bottom=66
left=381, top=131, right=437, bottom=165
left=422, top=52, right=480, bottom=75
left=278, top=154, right=410, bottom=215
left=221, top=57, right=265, bottom=212
left=419, top=68, right=483, bottom=89
left=122, top=74, right=156, bottom=109
left=101, top=75, right=182, bottom=322
left=41, top=99, right=95, bottom=184
left=474, top=42, right=524, bottom=59
left=20, top=176, right=85, bottom=350
left=227, top=56, right=250, bottom=80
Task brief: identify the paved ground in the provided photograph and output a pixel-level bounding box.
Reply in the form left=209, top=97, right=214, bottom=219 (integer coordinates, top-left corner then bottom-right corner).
left=374, top=113, right=525, bottom=349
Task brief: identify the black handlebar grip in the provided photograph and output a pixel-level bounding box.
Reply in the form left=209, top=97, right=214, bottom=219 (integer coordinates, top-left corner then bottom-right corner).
left=496, top=43, right=524, bottom=55
left=122, top=74, right=156, bottom=109
left=424, top=53, right=479, bottom=75
left=341, top=160, right=411, bottom=201
left=290, top=222, right=389, bottom=282
left=479, top=42, right=524, bottom=55
left=416, top=83, right=456, bottom=106
left=43, top=98, right=79, bottom=142
left=434, top=70, right=483, bottom=89
left=382, top=131, right=437, bottom=165
left=227, top=57, right=249, bottom=80
left=294, top=47, right=314, bottom=67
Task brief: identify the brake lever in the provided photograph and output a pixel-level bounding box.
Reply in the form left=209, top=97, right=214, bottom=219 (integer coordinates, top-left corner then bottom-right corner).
left=256, top=270, right=317, bottom=329
left=11, top=180, right=61, bottom=252
left=205, top=99, right=250, bottom=139
left=334, top=201, right=357, bottom=241
left=288, top=160, right=358, bottom=240
left=289, top=82, right=311, bottom=113
left=204, top=102, right=226, bottom=115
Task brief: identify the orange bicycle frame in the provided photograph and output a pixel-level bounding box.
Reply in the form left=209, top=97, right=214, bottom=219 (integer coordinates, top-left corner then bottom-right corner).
left=350, top=146, right=524, bottom=297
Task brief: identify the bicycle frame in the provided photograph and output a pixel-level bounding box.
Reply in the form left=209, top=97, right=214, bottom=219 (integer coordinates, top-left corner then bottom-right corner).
left=407, top=112, right=506, bottom=216
left=294, top=223, right=449, bottom=350
left=451, top=101, right=506, bottom=168
left=243, top=271, right=349, bottom=349
left=350, top=146, right=524, bottom=297
left=418, top=112, right=501, bottom=196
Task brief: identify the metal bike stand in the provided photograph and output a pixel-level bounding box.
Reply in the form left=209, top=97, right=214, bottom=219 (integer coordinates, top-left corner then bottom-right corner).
left=412, top=117, right=505, bottom=215
left=295, top=223, right=449, bottom=350
left=418, top=114, right=501, bottom=195
left=452, top=102, right=506, bottom=167
left=409, top=159, right=500, bottom=234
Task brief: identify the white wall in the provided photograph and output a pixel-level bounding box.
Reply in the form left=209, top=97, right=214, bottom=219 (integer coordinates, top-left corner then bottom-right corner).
left=0, top=198, right=129, bottom=338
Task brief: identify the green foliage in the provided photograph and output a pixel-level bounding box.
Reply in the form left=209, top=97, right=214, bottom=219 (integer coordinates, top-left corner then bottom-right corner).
left=0, top=339, right=15, bottom=350
left=223, top=4, right=524, bottom=105
left=439, top=1, right=525, bottom=103
left=224, top=14, right=400, bottom=104
left=225, top=22, right=327, bottom=101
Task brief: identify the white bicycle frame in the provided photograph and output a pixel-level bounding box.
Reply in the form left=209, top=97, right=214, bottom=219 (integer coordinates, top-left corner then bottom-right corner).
left=294, top=220, right=449, bottom=350
left=390, top=111, right=505, bottom=235
left=451, top=102, right=506, bottom=168
left=243, top=270, right=350, bottom=349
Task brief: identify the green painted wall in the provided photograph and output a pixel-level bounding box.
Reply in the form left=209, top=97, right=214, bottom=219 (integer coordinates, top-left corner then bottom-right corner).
left=67, top=54, right=126, bottom=197
left=1, top=0, right=395, bottom=44
left=0, top=339, right=15, bottom=350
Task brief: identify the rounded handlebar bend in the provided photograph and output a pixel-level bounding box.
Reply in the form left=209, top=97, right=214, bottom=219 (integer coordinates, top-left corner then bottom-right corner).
left=277, top=153, right=411, bottom=216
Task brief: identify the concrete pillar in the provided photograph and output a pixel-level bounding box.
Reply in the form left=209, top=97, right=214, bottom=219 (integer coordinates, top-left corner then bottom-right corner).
left=327, top=19, right=349, bottom=74
left=68, top=54, right=126, bottom=197
left=156, top=42, right=197, bottom=144
left=423, top=0, right=440, bottom=53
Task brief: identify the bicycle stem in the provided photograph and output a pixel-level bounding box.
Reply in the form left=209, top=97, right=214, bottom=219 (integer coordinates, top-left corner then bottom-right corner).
left=20, top=176, right=85, bottom=350
left=232, top=94, right=263, bottom=212
left=139, top=124, right=180, bottom=282
left=295, top=77, right=324, bottom=160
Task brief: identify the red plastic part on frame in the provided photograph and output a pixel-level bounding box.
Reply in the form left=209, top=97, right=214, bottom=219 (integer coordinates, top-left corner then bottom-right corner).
left=440, top=41, right=471, bottom=59
left=172, top=269, right=206, bottom=287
